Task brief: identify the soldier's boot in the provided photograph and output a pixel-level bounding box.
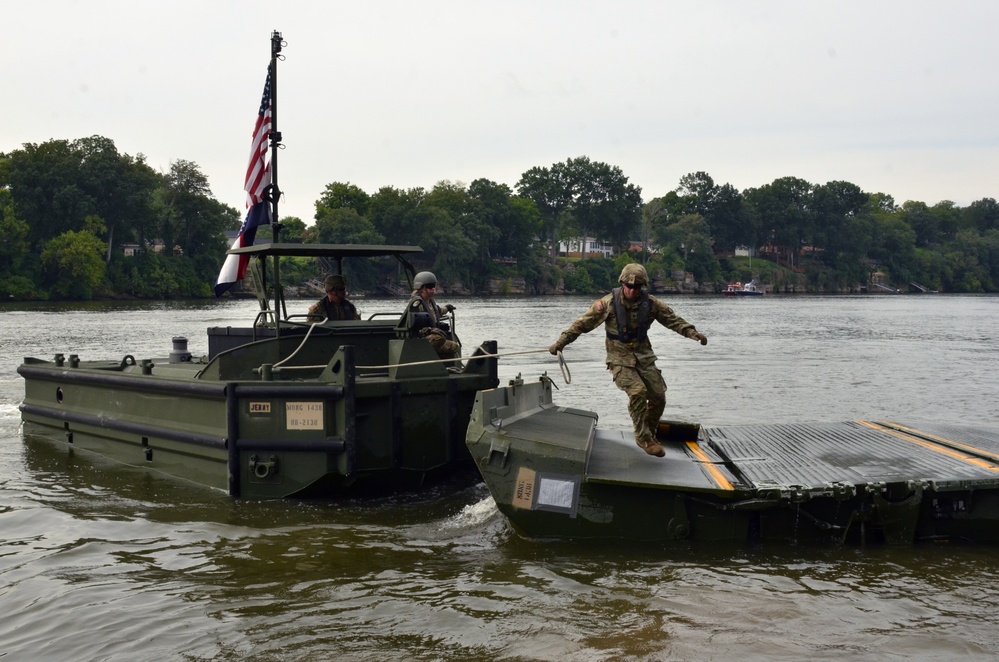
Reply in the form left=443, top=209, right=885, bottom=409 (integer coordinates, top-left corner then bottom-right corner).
left=636, top=435, right=666, bottom=458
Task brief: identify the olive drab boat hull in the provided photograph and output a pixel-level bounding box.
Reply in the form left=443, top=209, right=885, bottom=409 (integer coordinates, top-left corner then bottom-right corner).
left=466, top=376, right=999, bottom=544
left=18, top=39, right=503, bottom=500
left=19, top=244, right=499, bottom=499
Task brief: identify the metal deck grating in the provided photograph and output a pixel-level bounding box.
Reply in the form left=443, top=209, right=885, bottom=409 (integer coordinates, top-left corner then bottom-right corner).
left=703, top=421, right=999, bottom=490
left=585, top=429, right=739, bottom=491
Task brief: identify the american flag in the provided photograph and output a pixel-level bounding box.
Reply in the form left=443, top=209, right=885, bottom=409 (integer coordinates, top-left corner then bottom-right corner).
left=214, top=70, right=273, bottom=297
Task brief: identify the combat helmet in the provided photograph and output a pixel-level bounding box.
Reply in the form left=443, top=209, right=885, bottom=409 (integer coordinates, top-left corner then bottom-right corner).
left=413, top=271, right=438, bottom=289
left=618, top=263, right=648, bottom=287
left=324, top=274, right=346, bottom=291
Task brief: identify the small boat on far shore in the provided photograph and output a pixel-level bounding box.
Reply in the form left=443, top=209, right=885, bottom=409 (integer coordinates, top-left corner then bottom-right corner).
left=723, top=281, right=764, bottom=296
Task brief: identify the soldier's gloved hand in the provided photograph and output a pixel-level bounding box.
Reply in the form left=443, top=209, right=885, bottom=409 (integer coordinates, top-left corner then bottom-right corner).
left=444, top=304, right=455, bottom=313
left=691, top=332, right=708, bottom=345
left=549, top=342, right=563, bottom=355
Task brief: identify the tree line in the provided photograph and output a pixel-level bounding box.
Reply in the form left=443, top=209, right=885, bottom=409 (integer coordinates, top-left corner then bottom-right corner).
left=2, top=135, right=998, bottom=300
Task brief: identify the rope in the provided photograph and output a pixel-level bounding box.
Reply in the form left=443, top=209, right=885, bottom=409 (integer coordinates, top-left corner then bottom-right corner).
left=358, top=347, right=572, bottom=384
left=268, top=347, right=552, bottom=371
left=357, top=348, right=551, bottom=370
left=266, top=343, right=572, bottom=383
left=272, top=318, right=327, bottom=368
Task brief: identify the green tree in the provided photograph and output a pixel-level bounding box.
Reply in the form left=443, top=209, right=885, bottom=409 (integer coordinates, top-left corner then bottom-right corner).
left=0, top=189, right=39, bottom=298
left=900, top=201, right=939, bottom=247
left=159, top=160, right=239, bottom=280
left=518, top=157, right=641, bottom=260
left=255, top=215, right=306, bottom=243
left=311, top=207, right=384, bottom=245
left=516, top=163, right=574, bottom=260
left=870, top=214, right=918, bottom=282
left=368, top=186, right=431, bottom=247
left=743, top=176, right=814, bottom=268
left=40, top=226, right=108, bottom=299
left=811, top=180, right=870, bottom=266
left=931, top=201, right=962, bottom=243
left=470, top=179, right=542, bottom=262
left=562, top=157, right=643, bottom=252
left=5, top=140, right=92, bottom=249
left=279, top=216, right=307, bottom=242
left=315, top=181, right=371, bottom=217
left=3, top=136, right=163, bottom=260
left=73, top=136, right=160, bottom=259
left=963, top=197, right=999, bottom=233
left=655, top=213, right=719, bottom=282
left=709, top=183, right=750, bottom=252
left=306, top=208, right=387, bottom=289
left=664, top=172, right=748, bottom=252
left=639, top=197, right=669, bottom=263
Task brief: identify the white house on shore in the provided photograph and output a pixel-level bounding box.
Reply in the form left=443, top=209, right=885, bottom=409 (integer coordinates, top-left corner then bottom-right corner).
left=558, top=238, right=615, bottom=258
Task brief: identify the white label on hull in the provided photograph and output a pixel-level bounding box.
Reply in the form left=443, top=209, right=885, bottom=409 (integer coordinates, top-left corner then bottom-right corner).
left=537, top=477, right=576, bottom=510
left=286, top=402, right=324, bottom=430
left=511, top=467, right=579, bottom=517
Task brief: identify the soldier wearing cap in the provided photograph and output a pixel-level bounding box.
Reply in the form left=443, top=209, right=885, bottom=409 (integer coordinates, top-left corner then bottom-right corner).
left=406, top=271, right=461, bottom=360
left=307, top=274, right=360, bottom=321
left=548, top=263, right=707, bottom=458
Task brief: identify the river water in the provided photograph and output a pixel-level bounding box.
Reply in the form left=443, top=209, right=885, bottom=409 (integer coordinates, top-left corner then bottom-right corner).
left=1, top=294, right=998, bottom=661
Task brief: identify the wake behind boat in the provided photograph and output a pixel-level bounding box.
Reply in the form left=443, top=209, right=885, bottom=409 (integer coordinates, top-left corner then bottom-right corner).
left=465, top=376, right=999, bottom=544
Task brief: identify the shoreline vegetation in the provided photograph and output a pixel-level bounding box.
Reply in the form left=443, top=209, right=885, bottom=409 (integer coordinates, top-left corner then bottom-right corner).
left=2, top=137, right=997, bottom=302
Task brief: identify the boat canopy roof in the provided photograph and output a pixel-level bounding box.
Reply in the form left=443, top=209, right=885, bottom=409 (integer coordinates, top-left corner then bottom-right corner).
left=228, top=243, right=424, bottom=259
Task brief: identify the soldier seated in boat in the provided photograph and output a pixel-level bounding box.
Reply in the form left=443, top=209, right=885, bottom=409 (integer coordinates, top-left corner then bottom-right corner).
left=548, top=263, right=707, bottom=458
left=307, top=274, right=361, bottom=322
left=404, top=271, right=461, bottom=361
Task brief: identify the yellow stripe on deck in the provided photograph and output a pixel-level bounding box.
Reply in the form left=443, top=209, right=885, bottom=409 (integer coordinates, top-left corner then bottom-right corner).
left=685, top=441, right=735, bottom=491
left=882, top=421, right=999, bottom=463
left=858, top=421, right=999, bottom=473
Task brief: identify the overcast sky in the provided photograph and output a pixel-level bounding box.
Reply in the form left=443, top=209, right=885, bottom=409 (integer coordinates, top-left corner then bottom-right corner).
left=5, top=1, right=998, bottom=225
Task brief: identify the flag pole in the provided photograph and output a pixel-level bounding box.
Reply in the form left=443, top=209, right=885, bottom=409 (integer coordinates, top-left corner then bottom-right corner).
left=269, top=30, right=283, bottom=241
left=269, top=30, right=284, bottom=319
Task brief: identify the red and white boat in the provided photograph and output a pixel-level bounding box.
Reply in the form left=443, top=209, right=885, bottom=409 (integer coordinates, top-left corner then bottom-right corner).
left=723, top=281, right=764, bottom=296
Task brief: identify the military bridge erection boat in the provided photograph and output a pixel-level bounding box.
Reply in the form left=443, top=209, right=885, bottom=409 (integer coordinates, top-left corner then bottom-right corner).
left=19, top=243, right=499, bottom=499
left=18, top=32, right=501, bottom=500
left=465, top=376, right=999, bottom=544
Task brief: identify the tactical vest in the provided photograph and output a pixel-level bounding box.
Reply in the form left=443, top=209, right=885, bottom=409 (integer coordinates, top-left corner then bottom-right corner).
left=318, top=298, right=357, bottom=321
left=606, top=287, right=651, bottom=343
left=408, top=296, right=443, bottom=324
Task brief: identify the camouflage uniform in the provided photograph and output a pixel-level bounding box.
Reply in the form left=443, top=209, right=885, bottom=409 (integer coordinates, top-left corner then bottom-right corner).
left=307, top=297, right=359, bottom=322
left=550, top=264, right=706, bottom=457
left=406, top=295, right=461, bottom=360
left=306, top=274, right=360, bottom=322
